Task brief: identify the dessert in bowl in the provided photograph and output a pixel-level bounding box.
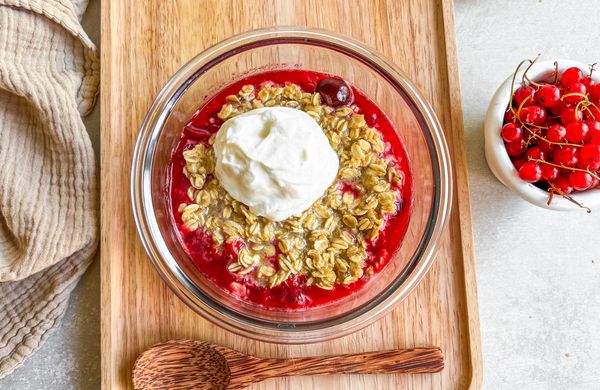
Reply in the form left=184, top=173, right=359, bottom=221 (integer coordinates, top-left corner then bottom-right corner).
left=171, top=70, right=412, bottom=310
left=131, top=28, right=452, bottom=343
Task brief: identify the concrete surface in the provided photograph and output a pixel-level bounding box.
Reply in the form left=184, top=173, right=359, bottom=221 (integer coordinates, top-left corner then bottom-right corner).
left=1, top=0, right=599, bottom=389
left=455, top=0, right=600, bottom=389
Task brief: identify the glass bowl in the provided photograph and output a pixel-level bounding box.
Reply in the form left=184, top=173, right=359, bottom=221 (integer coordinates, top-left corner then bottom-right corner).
left=131, top=27, right=452, bottom=343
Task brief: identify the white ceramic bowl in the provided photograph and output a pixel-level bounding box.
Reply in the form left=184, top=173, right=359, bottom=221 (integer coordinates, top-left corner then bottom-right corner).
left=485, top=59, right=600, bottom=211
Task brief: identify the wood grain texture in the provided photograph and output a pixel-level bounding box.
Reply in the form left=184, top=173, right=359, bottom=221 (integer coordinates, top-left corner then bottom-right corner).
left=101, top=1, right=483, bottom=389
left=132, top=339, right=444, bottom=389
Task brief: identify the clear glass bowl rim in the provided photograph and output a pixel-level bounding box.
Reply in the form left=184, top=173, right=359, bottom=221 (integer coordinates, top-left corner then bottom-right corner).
left=131, top=27, right=453, bottom=343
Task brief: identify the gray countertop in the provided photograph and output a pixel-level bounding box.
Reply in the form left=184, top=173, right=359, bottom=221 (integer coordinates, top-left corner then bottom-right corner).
left=2, top=0, right=599, bottom=389
left=456, top=1, right=600, bottom=388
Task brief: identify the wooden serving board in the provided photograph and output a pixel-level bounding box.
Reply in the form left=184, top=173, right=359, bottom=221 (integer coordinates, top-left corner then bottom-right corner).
left=101, top=1, right=482, bottom=389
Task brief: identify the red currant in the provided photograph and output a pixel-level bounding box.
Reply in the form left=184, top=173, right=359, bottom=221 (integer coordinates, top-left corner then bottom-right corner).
left=561, top=67, right=583, bottom=86
left=501, top=123, right=522, bottom=143
left=586, top=120, right=600, bottom=133
left=592, top=133, right=600, bottom=145
left=565, top=122, right=589, bottom=143
left=553, top=146, right=579, bottom=167
left=538, top=139, right=556, bottom=153
left=589, top=121, right=600, bottom=141
left=563, top=82, right=587, bottom=104
left=316, top=77, right=354, bottom=107
left=539, top=164, right=559, bottom=181
left=519, top=105, right=546, bottom=125
left=585, top=104, right=600, bottom=121
left=518, top=161, right=542, bottom=182
left=537, top=84, right=561, bottom=107
left=553, top=175, right=573, bottom=194
left=526, top=146, right=546, bottom=160
left=549, top=100, right=568, bottom=116
left=504, top=109, right=516, bottom=123
left=577, top=158, right=600, bottom=172
left=525, top=126, right=543, bottom=138
left=569, top=171, right=594, bottom=191
left=533, top=107, right=547, bottom=125
left=546, top=124, right=567, bottom=143
left=590, top=83, right=600, bottom=100
left=579, top=143, right=600, bottom=167
left=512, top=158, right=526, bottom=170
left=560, top=106, right=583, bottom=125
left=581, top=77, right=594, bottom=90
left=505, top=141, right=526, bottom=157
left=514, top=86, right=536, bottom=107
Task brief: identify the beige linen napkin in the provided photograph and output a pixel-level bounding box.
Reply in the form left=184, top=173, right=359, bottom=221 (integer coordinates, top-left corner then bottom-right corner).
left=0, top=0, right=98, bottom=377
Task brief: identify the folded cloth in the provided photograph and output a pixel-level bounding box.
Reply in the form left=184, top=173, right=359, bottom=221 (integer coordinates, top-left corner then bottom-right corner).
left=0, top=0, right=98, bottom=377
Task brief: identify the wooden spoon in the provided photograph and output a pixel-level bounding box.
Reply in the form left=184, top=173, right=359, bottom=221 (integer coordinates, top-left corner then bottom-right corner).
left=132, top=339, right=444, bottom=389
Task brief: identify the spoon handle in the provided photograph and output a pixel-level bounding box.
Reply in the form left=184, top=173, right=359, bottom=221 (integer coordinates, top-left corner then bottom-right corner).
left=266, top=347, right=444, bottom=376
left=226, top=347, right=443, bottom=388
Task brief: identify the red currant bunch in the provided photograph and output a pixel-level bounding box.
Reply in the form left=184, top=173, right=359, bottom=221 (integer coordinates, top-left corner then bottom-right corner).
left=502, top=59, right=600, bottom=210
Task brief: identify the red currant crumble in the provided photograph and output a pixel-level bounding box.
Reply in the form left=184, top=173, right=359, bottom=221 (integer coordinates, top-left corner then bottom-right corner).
left=169, top=70, right=413, bottom=309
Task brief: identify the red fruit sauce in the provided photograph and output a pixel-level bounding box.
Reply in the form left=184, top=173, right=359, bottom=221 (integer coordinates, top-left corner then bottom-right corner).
left=168, top=70, right=413, bottom=310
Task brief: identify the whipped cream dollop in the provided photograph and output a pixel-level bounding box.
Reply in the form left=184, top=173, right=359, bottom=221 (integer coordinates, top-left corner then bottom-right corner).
left=213, top=107, right=339, bottom=221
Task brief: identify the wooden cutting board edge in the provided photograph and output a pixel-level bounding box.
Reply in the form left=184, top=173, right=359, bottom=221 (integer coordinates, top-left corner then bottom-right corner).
left=440, top=2, right=483, bottom=388
left=100, top=0, right=483, bottom=388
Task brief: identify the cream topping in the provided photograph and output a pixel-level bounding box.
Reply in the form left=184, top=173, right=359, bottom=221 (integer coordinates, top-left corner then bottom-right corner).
left=214, top=107, right=339, bottom=221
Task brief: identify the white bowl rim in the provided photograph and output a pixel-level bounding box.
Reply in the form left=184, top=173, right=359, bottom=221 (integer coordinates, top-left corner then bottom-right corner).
left=484, top=59, right=600, bottom=211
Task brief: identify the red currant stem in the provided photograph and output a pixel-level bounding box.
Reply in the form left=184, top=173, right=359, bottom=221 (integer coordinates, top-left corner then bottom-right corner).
left=584, top=100, right=600, bottom=120
left=583, top=105, right=596, bottom=120
left=516, top=94, right=532, bottom=113
left=514, top=98, right=581, bottom=146
left=522, top=126, right=582, bottom=147
left=573, top=95, right=595, bottom=121
left=552, top=61, right=559, bottom=84
left=546, top=188, right=555, bottom=206
left=529, top=158, right=600, bottom=181
left=524, top=74, right=542, bottom=88
left=548, top=183, right=592, bottom=213
left=523, top=74, right=542, bottom=88
left=589, top=63, right=597, bottom=78
left=521, top=120, right=546, bottom=130
left=523, top=128, right=537, bottom=147
left=561, top=92, right=588, bottom=101
left=509, top=59, right=535, bottom=114
left=514, top=99, right=583, bottom=148
left=514, top=97, right=539, bottom=146
left=521, top=54, right=541, bottom=87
